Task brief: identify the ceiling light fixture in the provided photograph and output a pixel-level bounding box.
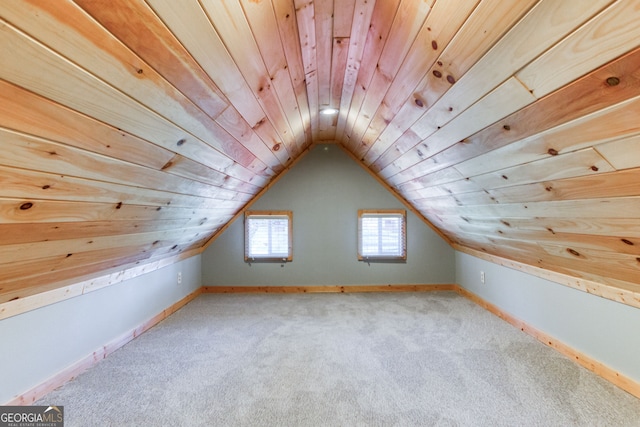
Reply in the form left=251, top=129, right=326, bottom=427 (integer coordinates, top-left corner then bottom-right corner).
left=320, top=107, right=338, bottom=115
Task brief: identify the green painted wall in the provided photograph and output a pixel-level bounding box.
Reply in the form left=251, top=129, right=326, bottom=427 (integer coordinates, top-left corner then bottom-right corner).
left=202, top=144, right=455, bottom=286
left=456, top=251, right=640, bottom=385
left=0, top=255, right=201, bottom=404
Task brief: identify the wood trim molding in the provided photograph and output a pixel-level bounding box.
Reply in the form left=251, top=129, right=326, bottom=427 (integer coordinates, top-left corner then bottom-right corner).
left=5, top=287, right=202, bottom=406
left=0, top=249, right=201, bottom=321
left=454, top=286, right=640, bottom=400
left=455, top=244, right=640, bottom=310
left=203, top=284, right=457, bottom=294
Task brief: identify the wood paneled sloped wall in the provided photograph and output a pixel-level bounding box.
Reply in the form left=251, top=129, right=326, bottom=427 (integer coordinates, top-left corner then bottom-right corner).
left=0, top=0, right=639, bottom=314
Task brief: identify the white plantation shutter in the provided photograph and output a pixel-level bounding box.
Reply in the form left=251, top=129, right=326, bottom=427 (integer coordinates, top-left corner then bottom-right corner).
left=245, top=211, right=292, bottom=261
left=358, top=210, right=406, bottom=260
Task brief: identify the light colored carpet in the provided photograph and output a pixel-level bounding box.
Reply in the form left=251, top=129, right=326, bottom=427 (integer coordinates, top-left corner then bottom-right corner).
left=37, top=292, right=640, bottom=426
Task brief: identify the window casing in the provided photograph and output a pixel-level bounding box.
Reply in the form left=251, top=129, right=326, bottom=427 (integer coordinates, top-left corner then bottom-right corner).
left=244, top=211, right=292, bottom=262
left=358, top=210, right=407, bottom=261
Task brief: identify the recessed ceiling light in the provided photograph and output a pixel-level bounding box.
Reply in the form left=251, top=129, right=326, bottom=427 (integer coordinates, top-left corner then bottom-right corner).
left=320, top=107, right=338, bottom=115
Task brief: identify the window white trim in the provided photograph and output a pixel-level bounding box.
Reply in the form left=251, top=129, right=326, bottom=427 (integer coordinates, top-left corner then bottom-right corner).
left=357, top=210, right=407, bottom=261
left=244, top=211, right=293, bottom=262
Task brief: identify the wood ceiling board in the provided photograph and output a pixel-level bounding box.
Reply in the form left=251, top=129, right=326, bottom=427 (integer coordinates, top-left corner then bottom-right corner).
left=330, top=36, right=350, bottom=110
left=405, top=0, right=615, bottom=145
left=384, top=157, right=459, bottom=188
left=198, top=0, right=300, bottom=158
left=241, top=0, right=309, bottom=154
left=334, top=0, right=379, bottom=140
left=440, top=215, right=640, bottom=240
left=357, top=0, right=472, bottom=154
left=319, top=35, right=349, bottom=141
left=537, top=243, right=640, bottom=284
left=344, top=0, right=434, bottom=153
left=0, top=81, right=267, bottom=190
left=460, top=235, right=635, bottom=279
left=339, top=0, right=399, bottom=144
left=0, top=218, right=221, bottom=246
left=0, top=247, right=204, bottom=297
left=382, top=77, right=536, bottom=179
left=361, top=0, right=533, bottom=163
left=313, top=0, right=333, bottom=109
left=596, top=134, right=640, bottom=170
left=399, top=45, right=640, bottom=177
left=419, top=179, right=515, bottom=205
left=488, top=167, right=640, bottom=204
left=73, top=0, right=228, bottom=121
left=2, top=1, right=272, bottom=174
left=0, top=225, right=211, bottom=266
left=271, top=0, right=312, bottom=148
left=454, top=95, right=640, bottom=178
left=467, top=148, right=614, bottom=191
left=0, top=198, right=234, bottom=224
left=0, top=244, right=164, bottom=291
left=213, top=107, right=289, bottom=171
left=444, top=214, right=640, bottom=258
left=394, top=159, right=466, bottom=191
left=0, top=20, right=265, bottom=184
left=411, top=188, right=498, bottom=208
left=0, top=128, right=251, bottom=202
left=158, top=152, right=264, bottom=193
left=0, top=241, right=203, bottom=302
left=447, top=231, right=545, bottom=264
left=0, top=81, right=173, bottom=171
left=144, top=0, right=267, bottom=131
left=317, top=1, right=349, bottom=142
left=367, top=128, right=420, bottom=173
left=293, top=0, right=319, bottom=140
left=0, top=166, right=250, bottom=211
left=332, top=0, right=356, bottom=38
left=379, top=147, right=439, bottom=181
left=455, top=229, right=640, bottom=287
left=517, top=0, right=640, bottom=98
left=427, top=197, right=640, bottom=220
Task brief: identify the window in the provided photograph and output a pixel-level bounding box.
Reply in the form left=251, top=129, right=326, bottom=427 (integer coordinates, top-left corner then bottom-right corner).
left=358, top=210, right=406, bottom=260
left=245, top=211, right=292, bottom=261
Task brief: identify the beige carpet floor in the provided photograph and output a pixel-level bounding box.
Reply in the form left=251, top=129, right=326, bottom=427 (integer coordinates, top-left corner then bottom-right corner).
left=37, top=292, right=640, bottom=426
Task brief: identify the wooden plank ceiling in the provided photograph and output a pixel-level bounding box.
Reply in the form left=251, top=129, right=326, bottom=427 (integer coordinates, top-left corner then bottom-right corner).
left=1, top=0, right=639, bottom=305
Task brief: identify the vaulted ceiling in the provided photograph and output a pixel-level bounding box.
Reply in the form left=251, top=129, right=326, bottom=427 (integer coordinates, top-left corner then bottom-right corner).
left=1, top=0, right=639, bottom=309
